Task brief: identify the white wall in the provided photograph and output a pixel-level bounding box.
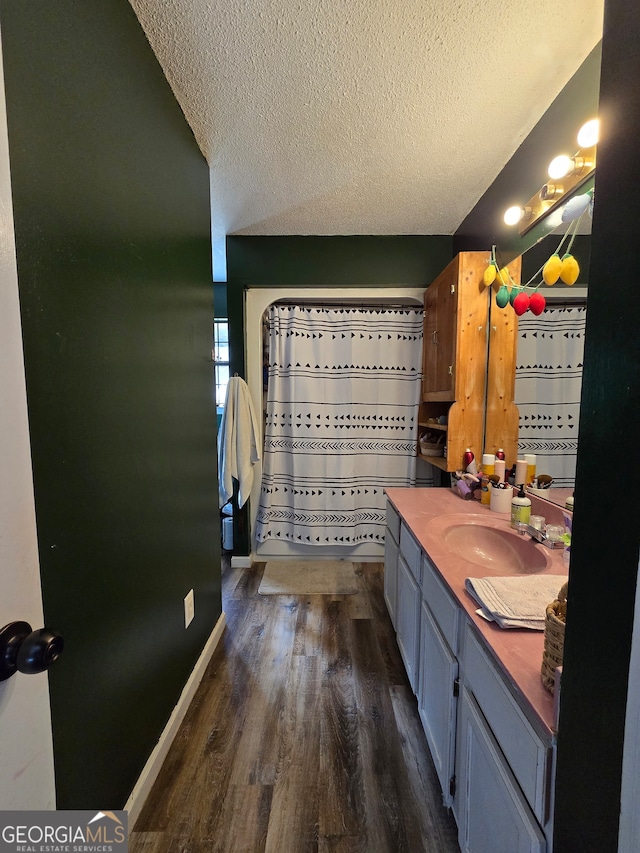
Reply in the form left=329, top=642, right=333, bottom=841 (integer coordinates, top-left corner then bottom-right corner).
left=244, top=287, right=425, bottom=563
left=0, top=35, right=56, bottom=809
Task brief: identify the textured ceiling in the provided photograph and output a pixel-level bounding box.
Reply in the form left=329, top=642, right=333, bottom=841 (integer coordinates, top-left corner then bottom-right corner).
left=129, top=0, right=603, bottom=241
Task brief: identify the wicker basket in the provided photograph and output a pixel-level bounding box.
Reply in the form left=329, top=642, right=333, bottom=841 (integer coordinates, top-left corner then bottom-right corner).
left=419, top=431, right=444, bottom=457
left=541, top=581, right=568, bottom=694
left=419, top=441, right=444, bottom=457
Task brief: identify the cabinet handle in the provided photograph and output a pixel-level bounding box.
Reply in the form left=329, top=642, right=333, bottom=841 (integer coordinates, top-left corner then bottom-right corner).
left=448, top=365, right=453, bottom=375
left=432, top=330, right=438, bottom=344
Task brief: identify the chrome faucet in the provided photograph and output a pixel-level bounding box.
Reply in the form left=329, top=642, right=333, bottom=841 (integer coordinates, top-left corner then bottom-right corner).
left=514, top=522, right=565, bottom=549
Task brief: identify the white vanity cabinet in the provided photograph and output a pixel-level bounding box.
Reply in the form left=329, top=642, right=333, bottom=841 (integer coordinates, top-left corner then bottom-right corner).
left=384, top=501, right=401, bottom=627
left=417, top=553, right=460, bottom=808
left=395, top=522, right=422, bottom=693
left=457, top=623, right=554, bottom=850
left=383, top=496, right=556, bottom=853
left=456, top=685, right=546, bottom=853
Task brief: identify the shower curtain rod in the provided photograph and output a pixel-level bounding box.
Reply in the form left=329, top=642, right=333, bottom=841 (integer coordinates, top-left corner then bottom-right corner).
left=271, top=298, right=422, bottom=311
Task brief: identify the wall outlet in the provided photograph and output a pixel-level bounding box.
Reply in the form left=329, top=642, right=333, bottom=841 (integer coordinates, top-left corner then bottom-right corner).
left=184, top=589, right=195, bottom=628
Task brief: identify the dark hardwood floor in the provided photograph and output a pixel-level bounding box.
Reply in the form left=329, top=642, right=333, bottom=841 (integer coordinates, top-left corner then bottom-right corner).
left=130, top=558, right=460, bottom=852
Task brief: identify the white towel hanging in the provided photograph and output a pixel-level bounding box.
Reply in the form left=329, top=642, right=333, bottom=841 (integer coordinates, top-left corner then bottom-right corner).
left=217, top=376, right=261, bottom=508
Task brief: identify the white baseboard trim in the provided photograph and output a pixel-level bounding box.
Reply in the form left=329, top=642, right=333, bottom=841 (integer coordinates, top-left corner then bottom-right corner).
left=231, top=555, right=252, bottom=568
left=124, top=611, right=226, bottom=827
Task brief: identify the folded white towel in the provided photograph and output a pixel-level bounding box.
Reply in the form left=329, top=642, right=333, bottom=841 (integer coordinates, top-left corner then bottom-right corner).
left=465, top=575, right=567, bottom=630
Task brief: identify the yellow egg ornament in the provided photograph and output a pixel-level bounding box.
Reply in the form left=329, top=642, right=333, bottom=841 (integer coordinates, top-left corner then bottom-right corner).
left=543, top=254, right=562, bottom=286
left=560, top=253, right=580, bottom=285
left=483, top=263, right=497, bottom=287
left=494, top=267, right=510, bottom=291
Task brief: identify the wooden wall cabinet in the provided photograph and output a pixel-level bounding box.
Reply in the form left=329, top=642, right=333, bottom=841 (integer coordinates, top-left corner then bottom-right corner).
left=418, top=252, right=521, bottom=472
left=484, top=273, right=521, bottom=469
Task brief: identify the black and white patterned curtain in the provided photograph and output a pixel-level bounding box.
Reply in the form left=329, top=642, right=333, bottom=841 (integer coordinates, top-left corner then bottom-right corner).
left=255, top=304, right=423, bottom=546
left=515, top=303, right=586, bottom=487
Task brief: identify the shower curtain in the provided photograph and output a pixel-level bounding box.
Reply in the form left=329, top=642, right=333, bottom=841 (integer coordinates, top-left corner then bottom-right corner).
left=255, top=303, right=423, bottom=547
left=515, top=303, right=586, bottom=487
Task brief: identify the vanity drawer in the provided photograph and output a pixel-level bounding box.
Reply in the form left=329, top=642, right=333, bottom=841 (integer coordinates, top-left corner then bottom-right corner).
left=386, top=500, right=401, bottom=545
left=462, top=622, right=553, bottom=824
left=400, top=523, right=422, bottom=584
left=421, top=553, right=459, bottom=654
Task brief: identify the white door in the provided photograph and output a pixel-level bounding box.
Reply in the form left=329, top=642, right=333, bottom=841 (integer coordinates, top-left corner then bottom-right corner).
left=0, top=34, right=56, bottom=810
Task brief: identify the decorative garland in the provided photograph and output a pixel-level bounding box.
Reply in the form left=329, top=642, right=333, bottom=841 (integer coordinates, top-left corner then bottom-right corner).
left=483, top=193, right=591, bottom=316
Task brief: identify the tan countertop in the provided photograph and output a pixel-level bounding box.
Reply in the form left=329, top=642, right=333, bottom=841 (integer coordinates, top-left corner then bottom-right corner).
left=385, top=487, right=568, bottom=737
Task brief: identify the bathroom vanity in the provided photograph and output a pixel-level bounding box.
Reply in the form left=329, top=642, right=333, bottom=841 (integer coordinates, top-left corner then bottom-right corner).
left=385, top=487, right=568, bottom=853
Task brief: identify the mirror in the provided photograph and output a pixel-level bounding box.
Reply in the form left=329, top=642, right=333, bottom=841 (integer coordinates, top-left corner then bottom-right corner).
left=484, top=233, right=590, bottom=495
left=459, top=46, right=600, bottom=488
left=526, top=486, right=574, bottom=509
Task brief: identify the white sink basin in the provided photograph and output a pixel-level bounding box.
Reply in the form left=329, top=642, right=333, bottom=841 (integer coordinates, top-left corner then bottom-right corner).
left=427, top=514, right=549, bottom=574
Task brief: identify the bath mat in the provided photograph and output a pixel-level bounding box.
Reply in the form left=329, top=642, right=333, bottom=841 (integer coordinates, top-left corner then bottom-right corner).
left=259, top=560, right=358, bottom=595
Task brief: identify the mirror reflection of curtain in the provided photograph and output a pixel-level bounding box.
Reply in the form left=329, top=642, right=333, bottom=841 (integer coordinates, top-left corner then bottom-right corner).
left=255, top=303, right=423, bottom=546
left=515, top=303, right=586, bottom=487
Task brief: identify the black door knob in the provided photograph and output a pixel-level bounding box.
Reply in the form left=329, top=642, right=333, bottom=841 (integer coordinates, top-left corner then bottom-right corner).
left=17, top=627, right=64, bottom=675
left=0, top=621, right=64, bottom=681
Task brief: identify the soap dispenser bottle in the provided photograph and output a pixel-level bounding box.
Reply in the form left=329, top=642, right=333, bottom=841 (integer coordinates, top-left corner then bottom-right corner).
left=511, top=485, right=531, bottom=529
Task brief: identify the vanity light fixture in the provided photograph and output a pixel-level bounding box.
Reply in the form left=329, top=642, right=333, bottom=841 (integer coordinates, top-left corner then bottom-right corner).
left=548, top=154, right=573, bottom=180
left=504, top=118, right=598, bottom=236
left=577, top=118, right=599, bottom=148
left=539, top=182, right=565, bottom=201
left=503, top=205, right=534, bottom=226
left=547, top=153, right=594, bottom=180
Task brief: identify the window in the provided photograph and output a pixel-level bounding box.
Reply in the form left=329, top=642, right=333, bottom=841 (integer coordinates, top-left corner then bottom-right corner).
left=213, top=319, right=230, bottom=409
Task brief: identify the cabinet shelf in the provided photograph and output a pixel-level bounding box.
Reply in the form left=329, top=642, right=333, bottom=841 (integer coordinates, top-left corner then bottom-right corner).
left=418, top=421, right=448, bottom=432
left=418, top=453, right=448, bottom=471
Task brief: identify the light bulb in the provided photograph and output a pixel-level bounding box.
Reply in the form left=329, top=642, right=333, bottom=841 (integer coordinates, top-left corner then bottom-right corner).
left=548, top=154, right=573, bottom=180
left=503, top=205, right=524, bottom=226
left=577, top=118, right=599, bottom=148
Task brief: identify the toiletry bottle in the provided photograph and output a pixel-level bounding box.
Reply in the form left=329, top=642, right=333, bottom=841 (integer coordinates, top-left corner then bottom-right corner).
left=463, top=448, right=477, bottom=475
left=494, top=458, right=506, bottom=483
left=511, top=485, right=531, bottom=529
left=482, top=453, right=495, bottom=476
left=524, top=453, right=537, bottom=486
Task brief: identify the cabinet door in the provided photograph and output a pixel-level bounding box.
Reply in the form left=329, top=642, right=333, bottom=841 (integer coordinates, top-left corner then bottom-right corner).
left=422, top=283, right=438, bottom=397
left=418, top=599, right=458, bottom=807
left=456, top=687, right=546, bottom=853
left=423, top=266, right=457, bottom=400
left=384, top=528, right=399, bottom=628
left=396, top=554, right=420, bottom=693
left=434, top=271, right=457, bottom=396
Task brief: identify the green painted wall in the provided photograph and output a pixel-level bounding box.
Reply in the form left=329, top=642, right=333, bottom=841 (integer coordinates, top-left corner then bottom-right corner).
left=0, top=1, right=221, bottom=808
left=227, top=234, right=453, bottom=288
left=553, top=1, right=639, bottom=847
